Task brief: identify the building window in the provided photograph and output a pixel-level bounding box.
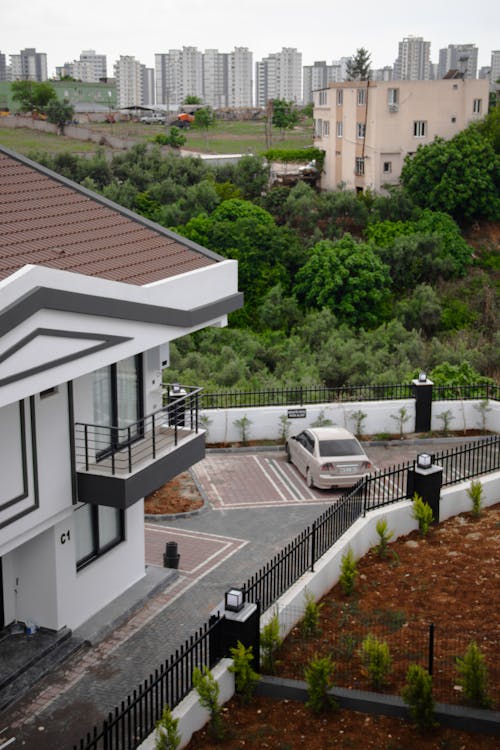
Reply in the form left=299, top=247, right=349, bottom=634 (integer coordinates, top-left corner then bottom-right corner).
left=388, top=88, right=399, bottom=111
left=383, top=161, right=392, bottom=174
left=473, top=98, right=482, bottom=114
left=93, top=355, right=143, bottom=458
left=336, top=121, right=343, bottom=137
left=337, top=89, right=343, bottom=106
left=315, top=118, right=323, bottom=136
left=323, top=120, right=330, bottom=136
left=355, top=157, right=365, bottom=176
left=413, top=120, right=427, bottom=138
left=357, top=122, right=366, bottom=139
left=357, top=88, right=366, bottom=105
left=319, top=90, right=328, bottom=105
left=75, top=504, right=124, bottom=570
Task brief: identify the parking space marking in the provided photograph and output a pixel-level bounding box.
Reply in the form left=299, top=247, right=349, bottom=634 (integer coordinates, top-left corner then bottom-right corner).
left=145, top=524, right=247, bottom=574
left=264, top=457, right=318, bottom=501
left=251, top=454, right=289, bottom=501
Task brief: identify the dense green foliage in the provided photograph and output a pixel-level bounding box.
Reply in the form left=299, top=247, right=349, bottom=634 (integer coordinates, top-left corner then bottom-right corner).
left=400, top=127, right=500, bottom=222
left=45, top=99, right=75, bottom=134
left=263, top=146, right=324, bottom=168
left=26, top=123, right=499, bottom=391
left=11, top=80, right=57, bottom=113
left=346, top=48, right=372, bottom=81
left=271, top=99, right=300, bottom=136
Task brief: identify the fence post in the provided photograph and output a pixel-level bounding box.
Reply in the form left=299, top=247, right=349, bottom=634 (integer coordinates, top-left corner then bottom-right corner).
left=428, top=622, right=434, bottom=675
left=310, top=522, right=316, bottom=572
left=412, top=375, right=433, bottom=432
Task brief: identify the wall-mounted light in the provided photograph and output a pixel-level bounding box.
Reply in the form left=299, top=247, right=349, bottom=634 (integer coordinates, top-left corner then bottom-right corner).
left=417, top=453, right=432, bottom=469
left=225, top=588, right=244, bottom=613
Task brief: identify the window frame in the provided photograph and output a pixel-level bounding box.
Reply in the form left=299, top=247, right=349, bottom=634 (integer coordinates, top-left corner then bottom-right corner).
left=472, top=98, right=482, bottom=114
left=355, top=157, right=365, bottom=176
left=357, top=122, right=366, bottom=139
left=357, top=88, right=366, bottom=106
left=413, top=120, right=427, bottom=138
left=76, top=503, right=125, bottom=571
left=337, top=89, right=343, bottom=106
left=336, top=120, right=343, bottom=137
left=383, top=161, right=392, bottom=174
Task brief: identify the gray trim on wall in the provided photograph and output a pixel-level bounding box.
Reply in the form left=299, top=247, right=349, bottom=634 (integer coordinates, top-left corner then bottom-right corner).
left=0, top=401, right=28, bottom=512
left=0, top=144, right=224, bottom=264
left=0, top=397, right=39, bottom=529
left=0, top=328, right=132, bottom=387
left=0, top=287, right=244, bottom=343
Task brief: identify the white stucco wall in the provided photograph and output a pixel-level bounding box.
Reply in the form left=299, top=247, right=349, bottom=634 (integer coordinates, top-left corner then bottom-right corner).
left=201, top=399, right=499, bottom=444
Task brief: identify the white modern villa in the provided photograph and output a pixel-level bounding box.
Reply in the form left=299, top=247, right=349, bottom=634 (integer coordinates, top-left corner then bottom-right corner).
left=0, top=145, right=242, bottom=633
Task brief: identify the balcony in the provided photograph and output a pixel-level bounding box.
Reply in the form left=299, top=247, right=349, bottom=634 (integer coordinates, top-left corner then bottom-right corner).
left=75, top=385, right=204, bottom=509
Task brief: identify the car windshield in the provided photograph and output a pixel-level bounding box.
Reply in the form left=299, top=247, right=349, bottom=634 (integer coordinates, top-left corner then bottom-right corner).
left=318, top=439, right=364, bottom=457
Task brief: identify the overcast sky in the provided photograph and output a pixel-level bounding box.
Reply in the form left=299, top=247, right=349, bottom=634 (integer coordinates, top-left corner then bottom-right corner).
left=2, top=0, right=498, bottom=76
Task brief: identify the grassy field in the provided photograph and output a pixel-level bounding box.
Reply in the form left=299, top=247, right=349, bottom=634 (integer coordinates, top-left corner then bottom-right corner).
left=1, top=117, right=314, bottom=158
left=0, top=125, right=102, bottom=157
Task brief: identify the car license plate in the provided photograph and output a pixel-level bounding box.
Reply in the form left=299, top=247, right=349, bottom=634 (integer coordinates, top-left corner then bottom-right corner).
left=339, top=465, right=357, bottom=474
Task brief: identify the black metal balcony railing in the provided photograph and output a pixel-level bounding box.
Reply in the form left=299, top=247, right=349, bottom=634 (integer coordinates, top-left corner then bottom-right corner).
left=75, top=386, right=202, bottom=477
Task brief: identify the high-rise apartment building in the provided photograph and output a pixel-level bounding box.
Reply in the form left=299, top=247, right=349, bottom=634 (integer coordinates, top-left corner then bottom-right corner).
left=203, top=49, right=227, bottom=108
left=142, top=67, right=155, bottom=106
left=256, top=47, right=302, bottom=106
left=303, top=61, right=343, bottom=104
left=0, top=52, right=6, bottom=82
left=114, top=56, right=144, bottom=108
left=155, top=47, right=203, bottom=109
left=393, top=36, right=431, bottom=80
left=227, top=47, right=253, bottom=108
left=490, top=51, right=500, bottom=89
left=438, top=44, right=478, bottom=79
left=56, top=50, right=108, bottom=83
left=10, top=48, right=47, bottom=81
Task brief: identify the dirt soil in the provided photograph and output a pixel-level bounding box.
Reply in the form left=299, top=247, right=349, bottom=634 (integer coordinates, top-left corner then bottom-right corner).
left=144, top=471, right=203, bottom=515
left=185, top=504, right=500, bottom=750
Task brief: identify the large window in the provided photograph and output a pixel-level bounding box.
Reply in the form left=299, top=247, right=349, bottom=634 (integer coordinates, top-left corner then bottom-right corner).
left=357, top=122, right=366, bottom=139
left=75, top=503, right=124, bottom=570
left=93, top=355, right=143, bottom=457
left=357, top=88, right=366, bottom=105
left=413, top=120, right=427, bottom=138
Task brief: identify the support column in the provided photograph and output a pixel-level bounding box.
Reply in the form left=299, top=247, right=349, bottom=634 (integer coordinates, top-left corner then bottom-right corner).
left=210, top=600, right=260, bottom=672
left=407, top=457, right=443, bottom=524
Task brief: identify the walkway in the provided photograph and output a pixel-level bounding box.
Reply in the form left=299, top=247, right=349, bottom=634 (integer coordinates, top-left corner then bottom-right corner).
left=0, top=439, right=476, bottom=749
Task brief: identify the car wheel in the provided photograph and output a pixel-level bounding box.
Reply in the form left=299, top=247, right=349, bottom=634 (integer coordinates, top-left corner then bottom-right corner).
left=306, top=468, right=315, bottom=488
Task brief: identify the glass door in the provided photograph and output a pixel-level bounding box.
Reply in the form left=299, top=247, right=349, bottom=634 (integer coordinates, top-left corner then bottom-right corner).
left=93, top=355, right=143, bottom=458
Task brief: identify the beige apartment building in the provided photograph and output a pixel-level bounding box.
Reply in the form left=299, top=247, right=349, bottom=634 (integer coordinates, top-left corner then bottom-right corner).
left=313, top=79, right=489, bottom=193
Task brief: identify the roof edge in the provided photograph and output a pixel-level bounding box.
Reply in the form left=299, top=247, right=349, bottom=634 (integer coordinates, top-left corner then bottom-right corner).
left=0, top=144, right=225, bottom=264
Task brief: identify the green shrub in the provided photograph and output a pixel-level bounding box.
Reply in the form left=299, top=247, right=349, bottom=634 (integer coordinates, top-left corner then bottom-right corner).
left=339, top=547, right=358, bottom=596
left=263, top=146, right=325, bottom=169
left=192, top=665, right=224, bottom=740
left=228, top=641, right=260, bottom=705
left=301, top=590, right=324, bottom=638
left=154, top=705, right=180, bottom=750
left=374, top=518, right=394, bottom=559
left=411, top=492, right=434, bottom=537
left=456, top=641, right=492, bottom=708
left=260, top=613, right=282, bottom=674
left=467, top=479, right=484, bottom=518
left=233, top=415, right=252, bottom=445
left=359, top=634, right=392, bottom=690
left=402, top=664, right=438, bottom=732
left=304, top=654, right=337, bottom=714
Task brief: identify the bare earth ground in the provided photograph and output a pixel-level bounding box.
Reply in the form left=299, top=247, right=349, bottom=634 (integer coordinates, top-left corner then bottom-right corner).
left=173, top=494, right=498, bottom=749
left=144, top=471, right=203, bottom=515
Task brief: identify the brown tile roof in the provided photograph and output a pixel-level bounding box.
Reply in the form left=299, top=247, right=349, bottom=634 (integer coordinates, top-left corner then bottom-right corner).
left=0, top=147, right=220, bottom=285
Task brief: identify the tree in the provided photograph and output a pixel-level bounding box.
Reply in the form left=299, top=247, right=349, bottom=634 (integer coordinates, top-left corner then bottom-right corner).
left=294, top=235, right=391, bottom=328
left=152, top=126, right=186, bottom=149
left=11, top=80, right=57, bottom=113
left=346, top=48, right=372, bottom=81
left=400, top=126, right=500, bottom=222
left=45, top=98, right=75, bottom=134
left=194, top=106, right=216, bottom=146
left=271, top=99, right=300, bottom=139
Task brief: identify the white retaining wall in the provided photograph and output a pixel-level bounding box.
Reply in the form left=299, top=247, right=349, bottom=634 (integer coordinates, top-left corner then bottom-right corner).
left=138, top=470, right=500, bottom=749
left=202, top=399, right=500, bottom=444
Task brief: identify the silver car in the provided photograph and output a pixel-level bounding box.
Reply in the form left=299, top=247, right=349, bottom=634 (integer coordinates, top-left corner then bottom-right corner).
left=286, top=427, right=373, bottom=489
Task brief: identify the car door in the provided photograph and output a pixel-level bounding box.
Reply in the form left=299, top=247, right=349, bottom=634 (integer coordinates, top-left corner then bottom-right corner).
left=290, top=431, right=308, bottom=475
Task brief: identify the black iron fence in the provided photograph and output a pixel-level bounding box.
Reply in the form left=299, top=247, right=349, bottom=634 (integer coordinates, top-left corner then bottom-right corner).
left=75, top=435, right=500, bottom=750
left=244, top=435, right=500, bottom=613
left=74, top=616, right=220, bottom=750
left=195, top=382, right=499, bottom=410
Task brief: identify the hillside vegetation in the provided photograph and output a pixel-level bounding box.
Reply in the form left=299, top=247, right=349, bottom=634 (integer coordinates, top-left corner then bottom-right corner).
left=5, top=110, right=499, bottom=390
